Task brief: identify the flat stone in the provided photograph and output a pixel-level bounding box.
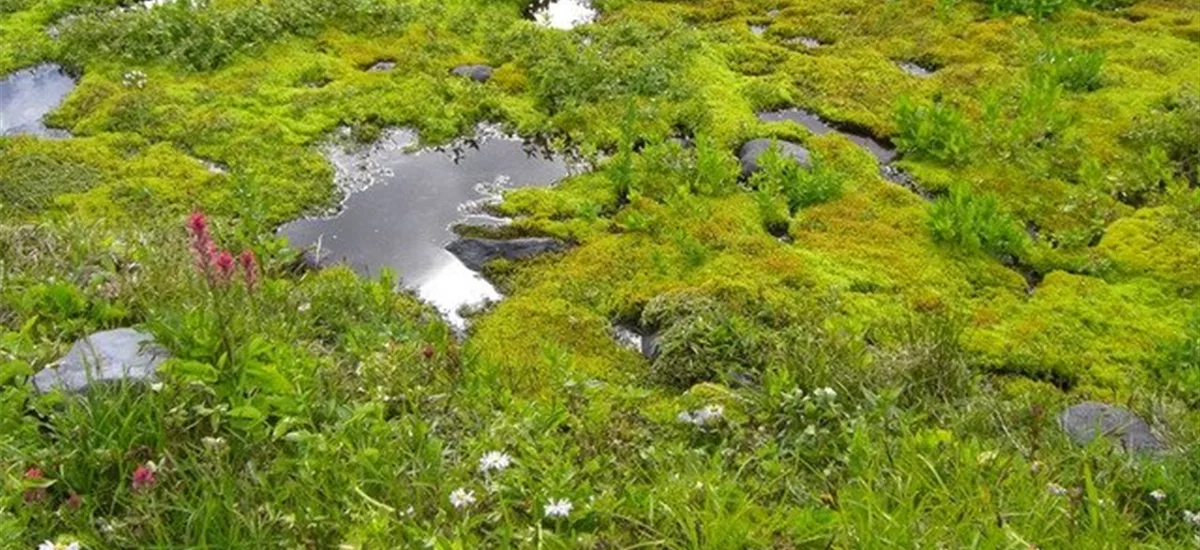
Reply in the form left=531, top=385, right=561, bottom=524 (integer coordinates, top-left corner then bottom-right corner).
left=367, top=61, right=396, bottom=72
left=1058, top=402, right=1165, bottom=454
left=32, top=328, right=169, bottom=393
left=446, top=237, right=568, bottom=272
left=738, top=138, right=811, bottom=179
left=450, top=64, right=494, bottom=83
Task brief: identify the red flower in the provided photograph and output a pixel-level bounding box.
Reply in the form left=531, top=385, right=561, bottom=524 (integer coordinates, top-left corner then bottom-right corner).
left=23, top=467, right=47, bottom=503
left=238, top=249, right=259, bottom=291
left=422, top=344, right=435, bottom=360
left=213, top=251, right=235, bottom=286
left=132, top=463, right=157, bottom=492
left=65, top=492, right=83, bottom=510
left=188, top=211, right=214, bottom=273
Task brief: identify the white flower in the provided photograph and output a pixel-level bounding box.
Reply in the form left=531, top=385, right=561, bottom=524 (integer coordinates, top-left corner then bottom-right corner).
left=201, top=436, right=226, bottom=451
left=1149, top=489, right=1166, bottom=502
left=449, top=487, right=476, bottom=509
left=38, top=542, right=81, bottom=550
left=1185, top=510, right=1200, bottom=526
left=122, top=70, right=147, bottom=89
left=814, top=387, right=837, bottom=401
left=478, top=451, right=513, bottom=474
left=679, top=405, right=725, bottom=427
left=544, top=498, right=573, bottom=518
left=1046, top=483, right=1068, bottom=497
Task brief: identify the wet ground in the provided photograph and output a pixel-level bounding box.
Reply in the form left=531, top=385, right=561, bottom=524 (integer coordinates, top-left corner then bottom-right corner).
left=281, top=126, right=579, bottom=327
left=0, top=64, right=76, bottom=138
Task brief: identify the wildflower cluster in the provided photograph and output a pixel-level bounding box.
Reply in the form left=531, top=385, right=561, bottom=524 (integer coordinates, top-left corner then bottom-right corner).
left=38, top=542, right=81, bottom=550
left=122, top=70, right=147, bottom=89
left=449, top=450, right=576, bottom=522
left=187, top=212, right=258, bottom=290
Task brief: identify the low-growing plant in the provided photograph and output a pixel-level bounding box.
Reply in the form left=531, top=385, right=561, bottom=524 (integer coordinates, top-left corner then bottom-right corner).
left=894, top=97, right=974, bottom=166
left=929, top=186, right=1029, bottom=260
left=1033, top=43, right=1105, bottom=92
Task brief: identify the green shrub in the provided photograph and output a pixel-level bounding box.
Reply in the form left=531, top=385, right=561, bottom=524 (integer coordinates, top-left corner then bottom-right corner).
left=929, top=187, right=1029, bottom=259
left=894, top=98, right=974, bottom=166
left=1127, top=90, right=1200, bottom=188
left=750, top=144, right=844, bottom=213
left=642, top=292, right=756, bottom=390
left=1156, top=316, right=1200, bottom=407
left=1033, top=44, right=1105, bottom=92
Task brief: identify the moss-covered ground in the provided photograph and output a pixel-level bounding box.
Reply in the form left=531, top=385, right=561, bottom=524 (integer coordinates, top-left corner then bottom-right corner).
left=2, top=0, right=1199, bottom=547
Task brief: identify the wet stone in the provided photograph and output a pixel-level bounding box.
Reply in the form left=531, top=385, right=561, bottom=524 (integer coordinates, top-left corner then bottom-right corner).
left=0, top=64, right=76, bottom=138
left=1059, top=402, right=1166, bottom=454
left=368, top=61, right=397, bottom=72
left=758, top=109, right=896, bottom=163
left=32, top=329, right=169, bottom=393
left=446, top=237, right=569, bottom=272
left=750, top=24, right=768, bottom=36
left=738, top=138, right=811, bottom=179
left=450, top=64, right=494, bottom=83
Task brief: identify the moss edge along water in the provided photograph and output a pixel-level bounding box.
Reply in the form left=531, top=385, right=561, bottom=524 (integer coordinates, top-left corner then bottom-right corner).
left=1, top=0, right=1199, bottom=547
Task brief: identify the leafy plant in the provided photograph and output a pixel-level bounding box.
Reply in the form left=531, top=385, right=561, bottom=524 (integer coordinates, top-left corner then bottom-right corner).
left=929, top=186, right=1029, bottom=259
left=894, top=98, right=974, bottom=166
left=1033, top=43, right=1105, bottom=92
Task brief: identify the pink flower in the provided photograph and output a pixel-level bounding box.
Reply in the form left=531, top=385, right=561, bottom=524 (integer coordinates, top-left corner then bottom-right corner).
left=23, top=467, right=46, bottom=503
left=132, top=463, right=157, bottom=492
left=238, top=249, right=258, bottom=291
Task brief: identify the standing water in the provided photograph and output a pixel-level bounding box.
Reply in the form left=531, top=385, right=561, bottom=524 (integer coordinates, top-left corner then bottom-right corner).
left=758, top=108, right=896, bottom=163
left=526, top=0, right=596, bottom=30
left=281, top=126, right=577, bottom=327
left=0, top=65, right=76, bottom=138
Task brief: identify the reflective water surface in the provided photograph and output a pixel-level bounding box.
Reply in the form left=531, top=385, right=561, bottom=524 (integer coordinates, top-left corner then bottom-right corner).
left=0, top=64, right=76, bottom=138
left=281, top=127, right=577, bottom=327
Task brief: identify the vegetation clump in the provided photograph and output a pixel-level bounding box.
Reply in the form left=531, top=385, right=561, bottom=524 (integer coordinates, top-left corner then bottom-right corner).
left=1, top=0, right=1198, bottom=547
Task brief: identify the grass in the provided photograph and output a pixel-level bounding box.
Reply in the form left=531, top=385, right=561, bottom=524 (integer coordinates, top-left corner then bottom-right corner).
left=2, top=0, right=1199, bottom=547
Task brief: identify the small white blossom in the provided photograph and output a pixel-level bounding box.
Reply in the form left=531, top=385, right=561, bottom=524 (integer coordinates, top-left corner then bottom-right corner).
left=478, top=451, right=513, bottom=474
left=122, top=70, right=147, bottom=89
left=1046, top=483, right=1068, bottom=497
left=544, top=498, right=573, bottom=518
left=813, top=386, right=837, bottom=401
left=1149, top=489, right=1166, bottom=502
left=449, top=487, right=476, bottom=509
left=38, top=542, right=81, bottom=550
left=1185, top=510, right=1200, bottom=527
left=201, top=436, right=226, bottom=451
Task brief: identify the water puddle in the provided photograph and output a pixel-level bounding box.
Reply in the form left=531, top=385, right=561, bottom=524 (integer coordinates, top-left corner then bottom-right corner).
left=897, top=61, right=935, bottom=77
left=0, top=65, right=76, bottom=138
left=280, top=125, right=579, bottom=328
left=758, top=108, right=896, bottom=163
left=786, top=36, right=823, bottom=48
left=527, top=0, right=596, bottom=30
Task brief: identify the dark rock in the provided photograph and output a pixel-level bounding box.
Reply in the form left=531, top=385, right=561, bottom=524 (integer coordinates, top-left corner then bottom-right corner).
left=446, top=237, right=568, bottom=272
left=1058, top=402, right=1165, bottom=454
left=450, top=64, right=494, bottom=83
left=738, top=138, right=811, bottom=179
left=641, top=331, right=660, bottom=360
left=32, top=329, right=168, bottom=393
left=367, top=61, right=396, bottom=72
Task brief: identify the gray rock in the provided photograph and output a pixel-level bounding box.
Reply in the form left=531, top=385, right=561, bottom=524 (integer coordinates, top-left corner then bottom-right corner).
left=367, top=61, right=396, bottom=72
left=738, top=138, right=811, bottom=179
left=450, top=64, right=494, bottom=83
left=446, top=237, right=568, bottom=272
left=32, top=329, right=169, bottom=393
left=1058, top=402, right=1165, bottom=454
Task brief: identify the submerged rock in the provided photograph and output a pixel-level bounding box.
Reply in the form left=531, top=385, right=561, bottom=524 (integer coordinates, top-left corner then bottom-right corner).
left=1058, top=402, right=1165, bottom=454
left=32, top=329, right=168, bottom=393
left=738, top=138, right=811, bottom=179
left=450, top=64, right=494, bottom=83
left=446, top=237, right=569, bottom=272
